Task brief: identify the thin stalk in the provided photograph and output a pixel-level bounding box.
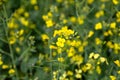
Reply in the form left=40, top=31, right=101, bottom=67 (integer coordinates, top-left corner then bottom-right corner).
left=49, top=37, right=53, bottom=79
left=2, top=5, right=19, bottom=80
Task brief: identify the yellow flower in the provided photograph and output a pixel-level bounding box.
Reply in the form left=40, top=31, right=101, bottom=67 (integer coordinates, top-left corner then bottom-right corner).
left=9, top=37, right=16, bottom=45
left=16, top=47, right=20, bottom=53
left=77, top=17, right=84, bottom=25
left=95, top=10, right=104, bottom=18
left=110, top=22, right=116, bottom=29
left=112, top=0, right=119, bottom=5
left=45, top=19, right=54, bottom=28
left=78, top=46, right=84, bottom=52
left=56, top=37, right=66, bottom=47
left=24, top=12, right=29, bottom=18
left=67, top=71, right=73, bottom=76
left=8, top=69, right=15, bottom=74
left=57, top=57, right=64, bottom=62
left=41, top=34, right=49, bottom=41
left=96, top=66, right=101, bottom=74
left=49, top=45, right=57, bottom=49
left=75, top=69, right=82, bottom=78
left=0, top=60, right=3, bottom=65
left=94, top=54, right=100, bottom=59
left=114, top=60, right=120, bottom=67
left=71, top=55, right=83, bottom=65
left=67, top=47, right=76, bottom=57
left=88, top=30, right=94, bottom=38
left=30, top=0, right=37, bottom=5
left=70, top=16, right=76, bottom=23
left=95, top=38, right=102, bottom=45
left=87, top=0, right=94, bottom=4
left=2, top=65, right=9, bottom=69
left=100, top=57, right=106, bottom=63
left=89, top=52, right=100, bottom=59
left=56, top=0, right=63, bottom=3
left=95, top=22, right=102, bottom=30
left=110, top=75, right=116, bottom=80
left=19, top=29, right=24, bottom=36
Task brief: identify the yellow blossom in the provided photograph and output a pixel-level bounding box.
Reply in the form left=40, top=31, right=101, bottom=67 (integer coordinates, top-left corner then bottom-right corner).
left=56, top=37, right=66, bottom=47
left=77, top=17, right=84, bottom=25
left=67, top=71, right=73, bottom=76
left=9, top=37, right=16, bottom=45
left=110, top=75, right=116, bottom=80
left=78, top=46, right=84, bottom=52
left=46, top=19, right=54, bottom=28
left=2, top=65, right=9, bottom=69
left=87, top=0, right=94, bottom=4
left=95, top=10, right=104, bottom=18
left=0, top=60, right=3, bottom=65
left=112, top=0, right=119, bottom=5
left=96, top=66, right=101, bottom=74
left=114, top=60, right=120, bottom=67
left=88, top=30, right=94, bottom=38
left=8, top=69, right=15, bottom=74
left=95, top=38, right=102, bottom=45
left=57, top=57, right=64, bottom=62
left=95, top=22, right=102, bottom=30
left=19, top=29, right=24, bottom=36
left=30, top=0, right=37, bottom=5
left=70, top=16, right=76, bottom=23
left=110, top=22, right=116, bottom=29
left=41, top=34, right=49, bottom=41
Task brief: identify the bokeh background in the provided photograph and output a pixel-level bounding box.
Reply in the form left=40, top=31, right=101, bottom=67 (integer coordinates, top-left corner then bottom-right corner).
left=0, top=0, right=120, bottom=80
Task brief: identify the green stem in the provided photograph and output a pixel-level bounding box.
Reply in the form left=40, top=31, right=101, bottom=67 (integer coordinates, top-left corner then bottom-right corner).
left=2, top=5, right=19, bottom=80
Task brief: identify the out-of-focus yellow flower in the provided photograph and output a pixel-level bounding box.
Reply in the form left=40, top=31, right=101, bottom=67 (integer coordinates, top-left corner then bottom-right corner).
left=78, top=46, right=84, bottom=52
left=100, top=57, right=106, bottom=63
left=88, top=30, right=94, bottom=38
left=30, top=0, right=37, bottom=5
left=114, top=60, right=120, bottom=67
left=56, top=0, right=63, bottom=3
left=77, top=17, right=84, bottom=25
left=24, top=12, right=29, bottom=18
left=8, top=69, right=15, bottom=74
left=107, top=41, right=114, bottom=48
left=34, top=5, right=39, bottom=10
left=110, top=75, right=116, bottom=80
left=9, top=37, right=16, bottom=45
left=56, top=37, right=66, bottom=47
left=70, top=16, right=76, bottom=23
left=16, top=47, right=20, bottom=53
left=95, top=10, right=104, bottom=18
left=95, top=38, right=102, bottom=45
left=19, top=17, right=29, bottom=26
left=110, top=22, right=116, bottom=29
left=67, top=47, right=76, bottom=57
left=46, top=19, right=54, bottom=28
left=2, top=65, right=9, bottom=69
left=95, top=22, right=102, bottom=30
left=112, top=0, right=119, bottom=5
left=96, top=66, right=101, bottom=74
left=47, top=12, right=53, bottom=17
left=49, top=45, right=57, bottom=49
left=19, top=29, right=24, bottom=36
left=0, top=60, right=3, bottom=65
left=87, top=0, right=94, bottom=4
left=89, top=52, right=100, bottom=59
left=57, top=57, right=64, bottom=62
left=41, top=34, right=49, bottom=41
left=67, top=71, right=73, bottom=76
left=75, top=69, right=82, bottom=79
left=71, top=55, right=83, bottom=65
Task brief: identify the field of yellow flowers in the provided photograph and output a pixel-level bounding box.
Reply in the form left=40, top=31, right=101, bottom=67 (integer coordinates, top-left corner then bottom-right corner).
left=0, top=0, right=120, bottom=80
